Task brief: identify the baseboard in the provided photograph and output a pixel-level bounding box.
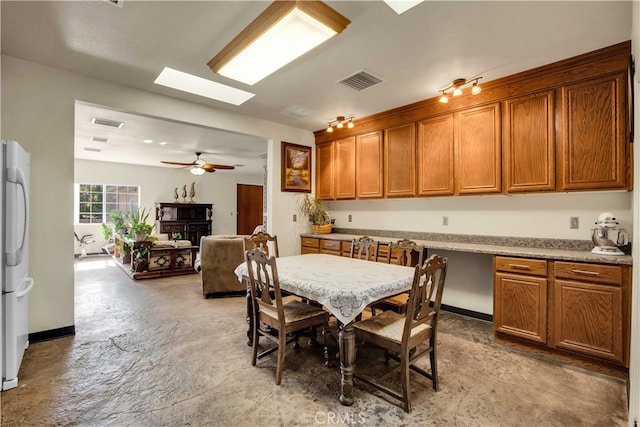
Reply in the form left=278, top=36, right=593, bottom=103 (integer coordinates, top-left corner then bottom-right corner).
left=441, top=304, right=493, bottom=322
left=29, top=325, right=76, bottom=343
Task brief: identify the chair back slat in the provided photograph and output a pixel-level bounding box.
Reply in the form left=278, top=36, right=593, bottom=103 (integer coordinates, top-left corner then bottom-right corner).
left=244, top=232, right=279, bottom=257
left=388, top=239, right=424, bottom=267
left=245, top=248, right=284, bottom=322
left=350, top=236, right=379, bottom=261
left=403, top=254, right=447, bottom=341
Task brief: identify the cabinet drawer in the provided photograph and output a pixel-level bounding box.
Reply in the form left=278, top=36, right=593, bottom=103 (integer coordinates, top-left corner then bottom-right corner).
left=301, top=237, right=319, bottom=248
left=160, top=223, right=186, bottom=233
left=554, top=262, right=622, bottom=285
left=495, top=256, right=547, bottom=276
left=320, top=239, right=341, bottom=251
left=187, top=223, right=211, bottom=232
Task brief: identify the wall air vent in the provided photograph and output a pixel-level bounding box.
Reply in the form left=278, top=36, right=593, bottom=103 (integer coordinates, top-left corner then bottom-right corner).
left=91, top=117, right=124, bottom=128
left=84, top=147, right=102, bottom=153
left=337, top=69, right=385, bottom=92
left=91, top=136, right=109, bottom=143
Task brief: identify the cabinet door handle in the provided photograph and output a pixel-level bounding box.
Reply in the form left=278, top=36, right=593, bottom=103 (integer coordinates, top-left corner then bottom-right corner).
left=509, top=264, right=531, bottom=270
left=571, top=269, right=600, bottom=276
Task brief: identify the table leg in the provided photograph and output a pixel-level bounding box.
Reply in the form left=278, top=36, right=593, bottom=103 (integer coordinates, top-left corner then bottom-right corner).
left=338, top=323, right=355, bottom=406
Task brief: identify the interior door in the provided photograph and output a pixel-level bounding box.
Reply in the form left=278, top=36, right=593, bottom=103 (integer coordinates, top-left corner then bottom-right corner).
left=237, top=184, right=263, bottom=235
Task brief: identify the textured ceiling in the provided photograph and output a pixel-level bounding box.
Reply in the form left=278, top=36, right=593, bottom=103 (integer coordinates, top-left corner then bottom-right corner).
left=1, top=1, right=632, bottom=172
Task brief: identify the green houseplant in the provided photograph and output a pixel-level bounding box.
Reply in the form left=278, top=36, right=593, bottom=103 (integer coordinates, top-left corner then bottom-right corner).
left=128, top=207, right=154, bottom=241
left=297, top=194, right=332, bottom=234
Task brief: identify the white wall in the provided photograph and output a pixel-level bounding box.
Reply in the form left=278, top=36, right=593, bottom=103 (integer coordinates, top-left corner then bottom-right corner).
left=1, top=55, right=314, bottom=333
left=327, top=191, right=633, bottom=239
left=73, top=159, right=264, bottom=254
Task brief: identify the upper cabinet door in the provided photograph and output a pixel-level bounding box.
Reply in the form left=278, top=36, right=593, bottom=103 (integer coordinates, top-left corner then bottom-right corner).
left=455, top=103, right=502, bottom=195
left=503, top=91, right=555, bottom=193
left=560, top=73, right=628, bottom=190
left=335, top=136, right=356, bottom=199
left=356, top=131, right=383, bottom=199
left=417, top=114, right=455, bottom=196
left=315, top=141, right=335, bottom=200
left=384, top=123, right=416, bottom=198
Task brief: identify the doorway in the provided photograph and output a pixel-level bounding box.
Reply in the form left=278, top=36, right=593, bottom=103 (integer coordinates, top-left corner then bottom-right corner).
left=237, top=184, right=264, bottom=235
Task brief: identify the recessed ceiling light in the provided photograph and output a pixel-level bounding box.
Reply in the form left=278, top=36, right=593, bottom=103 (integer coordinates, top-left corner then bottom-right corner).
left=154, top=67, right=255, bottom=106
left=383, top=0, right=424, bottom=14
left=143, top=139, right=153, bottom=144
left=159, top=141, right=168, bottom=145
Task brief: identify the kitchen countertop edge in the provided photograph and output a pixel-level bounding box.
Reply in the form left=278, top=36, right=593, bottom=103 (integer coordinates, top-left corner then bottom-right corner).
left=300, top=233, right=633, bottom=266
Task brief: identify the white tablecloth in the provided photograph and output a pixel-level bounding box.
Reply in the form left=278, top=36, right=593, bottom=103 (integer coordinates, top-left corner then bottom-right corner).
left=235, top=253, right=416, bottom=324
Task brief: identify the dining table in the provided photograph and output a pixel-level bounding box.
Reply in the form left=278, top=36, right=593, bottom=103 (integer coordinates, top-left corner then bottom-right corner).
left=234, top=253, right=416, bottom=406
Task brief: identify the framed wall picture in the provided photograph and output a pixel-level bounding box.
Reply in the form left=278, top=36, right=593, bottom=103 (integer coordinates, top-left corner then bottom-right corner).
left=628, top=54, right=635, bottom=143
left=281, top=141, right=312, bottom=193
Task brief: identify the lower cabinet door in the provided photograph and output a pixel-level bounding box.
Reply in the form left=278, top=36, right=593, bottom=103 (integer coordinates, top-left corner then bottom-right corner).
left=494, top=272, right=547, bottom=344
left=553, top=280, right=623, bottom=363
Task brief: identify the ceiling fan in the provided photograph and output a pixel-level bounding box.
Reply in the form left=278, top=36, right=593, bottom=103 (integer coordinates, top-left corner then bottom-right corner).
left=160, top=152, right=235, bottom=175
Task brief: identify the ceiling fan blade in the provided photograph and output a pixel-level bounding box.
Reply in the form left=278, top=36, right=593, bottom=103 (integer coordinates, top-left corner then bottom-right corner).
left=161, top=160, right=196, bottom=166
left=204, top=163, right=235, bottom=170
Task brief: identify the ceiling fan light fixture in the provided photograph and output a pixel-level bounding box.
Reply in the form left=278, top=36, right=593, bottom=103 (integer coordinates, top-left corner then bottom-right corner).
left=190, top=166, right=206, bottom=176
left=208, top=1, right=350, bottom=85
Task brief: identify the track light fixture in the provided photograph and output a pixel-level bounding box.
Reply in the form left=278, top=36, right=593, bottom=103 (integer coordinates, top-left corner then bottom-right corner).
left=326, top=116, right=355, bottom=133
left=438, top=77, right=483, bottom=103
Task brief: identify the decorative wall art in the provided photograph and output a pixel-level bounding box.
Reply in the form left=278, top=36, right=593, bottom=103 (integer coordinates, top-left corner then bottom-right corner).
left=281, top=141, right=311, bottom=193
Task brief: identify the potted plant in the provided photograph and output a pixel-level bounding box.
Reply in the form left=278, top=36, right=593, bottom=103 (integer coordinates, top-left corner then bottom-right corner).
left=297, top=194, right=332, bottom=234
left=128, top=207, right=154, bottom=241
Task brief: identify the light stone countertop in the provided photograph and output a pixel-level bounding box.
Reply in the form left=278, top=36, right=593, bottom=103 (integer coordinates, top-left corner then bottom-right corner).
left=301, top=232, right=633, bottom=266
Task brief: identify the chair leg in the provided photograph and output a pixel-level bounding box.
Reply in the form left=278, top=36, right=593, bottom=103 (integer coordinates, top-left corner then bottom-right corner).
left=401, top=350, right=411, bottom=413
left=251, top=328, right=260, bottom=367
left=275, top=331, right=286, bottom=385
left=430, top=345, right=438, bottom=391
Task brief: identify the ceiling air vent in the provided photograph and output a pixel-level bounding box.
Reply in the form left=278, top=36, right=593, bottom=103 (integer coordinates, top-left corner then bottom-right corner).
left=337, top=70, right=385, bottom=92
left=91, top=117, right=124, bottom=128
left=91, top=136, right=109, bottom=143
left=84, top=147, right=102, bottom=153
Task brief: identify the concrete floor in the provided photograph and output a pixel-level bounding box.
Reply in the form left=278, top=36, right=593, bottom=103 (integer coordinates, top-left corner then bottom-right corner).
left=0, top=256, right=629, bottom=426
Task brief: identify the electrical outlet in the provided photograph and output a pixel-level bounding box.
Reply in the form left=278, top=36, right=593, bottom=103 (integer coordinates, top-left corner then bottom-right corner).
left=570, top=217, right=579, bottom=229
left=348, top=214, right=352, bottom=222
left=442, top=216, right=449, bottom=226
left=293, top=214, right=297, bottom=222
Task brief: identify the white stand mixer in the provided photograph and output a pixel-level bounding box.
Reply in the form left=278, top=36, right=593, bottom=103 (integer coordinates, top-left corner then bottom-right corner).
left=591, top=212, right=629, bottom=255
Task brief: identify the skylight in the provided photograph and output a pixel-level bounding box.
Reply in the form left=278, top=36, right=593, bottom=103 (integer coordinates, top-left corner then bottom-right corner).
left=154, top=67, right=255, bottom=106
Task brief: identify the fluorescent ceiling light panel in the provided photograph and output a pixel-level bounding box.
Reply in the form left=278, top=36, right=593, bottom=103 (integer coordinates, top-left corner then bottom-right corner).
left=154, top=67, right=255, bottom=106
left=383, top=0, right=424, bottom=15
left=208, top=1, right=350, bottom=85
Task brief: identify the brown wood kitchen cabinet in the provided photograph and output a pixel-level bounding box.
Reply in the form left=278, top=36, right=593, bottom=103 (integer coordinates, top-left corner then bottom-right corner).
left=417, top=114, right=455, bottom=196
left=559, top=73, right=629, bottom=191
left=335, top=137, right=356, bottom=199
left=503, top=90, right=555, bottom=193
left=494, top=255, right=630, bottom=368
left=315, top=141, right=335, bottom=200
left=494, top=256, right=548, bottom=344
left=455, top=103, right=502, bottom=195
left=356, top=131, right=384, bottom=199
left=384, top=123, right=416, bottom=197
left=553, top=261, right=627, bottom=364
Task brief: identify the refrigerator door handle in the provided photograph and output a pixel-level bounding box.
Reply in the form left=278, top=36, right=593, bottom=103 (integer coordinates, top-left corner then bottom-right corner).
left=6, top=166, right=29, bottom=267
left=15, top=277, right=34, bottom=298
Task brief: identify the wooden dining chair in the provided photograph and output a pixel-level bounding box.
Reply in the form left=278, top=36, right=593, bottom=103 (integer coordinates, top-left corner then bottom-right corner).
left=349, top=236, right=379, bottom=261
left=370, top=239, right=425, bottom=315
left=243, top=231, right=279, bottom=257
left=353, top=254, right=448, bottom=413
left=245, top=248, right=329, bottom=385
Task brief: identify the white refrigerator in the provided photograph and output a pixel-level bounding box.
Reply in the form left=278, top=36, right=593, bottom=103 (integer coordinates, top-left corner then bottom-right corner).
left=1, top=139, right=34, bottom=391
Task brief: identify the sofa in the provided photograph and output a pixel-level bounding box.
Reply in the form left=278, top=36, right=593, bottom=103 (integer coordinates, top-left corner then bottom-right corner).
left=199, top=235, right=246, bottom=297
